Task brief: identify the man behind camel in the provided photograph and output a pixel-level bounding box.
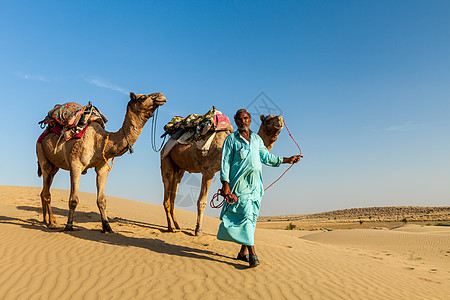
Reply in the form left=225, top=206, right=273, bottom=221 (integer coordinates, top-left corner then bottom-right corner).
left=217, top=108, right=301, bottom=268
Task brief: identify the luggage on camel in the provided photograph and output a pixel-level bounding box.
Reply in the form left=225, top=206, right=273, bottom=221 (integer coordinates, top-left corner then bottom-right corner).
left=37, top=101, right=108, bottom=143
left=160, top=107, right=233, bottom=158
left=162, top=107, right=233, bottom=140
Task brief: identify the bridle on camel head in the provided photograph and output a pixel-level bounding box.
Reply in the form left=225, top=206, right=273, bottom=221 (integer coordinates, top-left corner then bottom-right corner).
left=210, top=120, right=303, bottom=208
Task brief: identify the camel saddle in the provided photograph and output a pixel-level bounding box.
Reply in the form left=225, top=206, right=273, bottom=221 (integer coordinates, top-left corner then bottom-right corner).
left=160, top=108, right=233, bottom=158
left=38, top=101, right=108, bottom=142
left=162, top=107, right=233, bottom=139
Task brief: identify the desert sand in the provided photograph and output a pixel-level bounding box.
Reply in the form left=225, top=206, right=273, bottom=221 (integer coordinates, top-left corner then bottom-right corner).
left=1, top=185, right=449, bottom=299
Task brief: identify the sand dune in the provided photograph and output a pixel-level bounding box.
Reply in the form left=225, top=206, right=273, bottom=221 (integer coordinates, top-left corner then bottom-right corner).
left=1, top=185, right=449, bottom=299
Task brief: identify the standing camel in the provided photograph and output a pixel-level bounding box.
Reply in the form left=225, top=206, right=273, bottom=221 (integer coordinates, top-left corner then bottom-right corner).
left=161, top=114, right=284, bottom=236
left=36, top=92, right=167, bottom=232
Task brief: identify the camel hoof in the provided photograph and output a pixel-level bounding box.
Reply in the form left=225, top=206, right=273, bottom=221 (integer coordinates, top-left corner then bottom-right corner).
left=102, top=221, right=113, bottom=233
left=168, top=226, right=182, bottom=233
left=47, top=223, right=60, bottom=229
left=64, top=224, right=74, bottom=231
left=195, top=227, right=203, bottom=236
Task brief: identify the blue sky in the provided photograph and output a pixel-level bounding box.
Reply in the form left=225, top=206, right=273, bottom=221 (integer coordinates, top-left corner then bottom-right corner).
left=0, top=0, right=449, bottom=217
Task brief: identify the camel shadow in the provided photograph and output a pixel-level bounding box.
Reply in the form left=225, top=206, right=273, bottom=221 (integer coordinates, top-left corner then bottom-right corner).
left=18, top=205, right=98, bottom=222
left=17, top=205, right=171, bottom=233
left=3, top=210, right=247, bottom=270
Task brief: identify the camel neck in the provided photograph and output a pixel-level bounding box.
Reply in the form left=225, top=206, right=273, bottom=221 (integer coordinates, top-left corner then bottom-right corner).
left=106, top=107, right=149, bottom=158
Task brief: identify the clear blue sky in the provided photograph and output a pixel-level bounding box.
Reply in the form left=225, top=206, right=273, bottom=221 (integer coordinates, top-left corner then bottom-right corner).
left=1, top=0, right=449, bottom=217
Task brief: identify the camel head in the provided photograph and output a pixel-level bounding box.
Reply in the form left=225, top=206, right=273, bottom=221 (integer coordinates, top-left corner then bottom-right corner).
left=128, top=92, right=167, bottom=119
left=258, top=114, right=284, bottom=150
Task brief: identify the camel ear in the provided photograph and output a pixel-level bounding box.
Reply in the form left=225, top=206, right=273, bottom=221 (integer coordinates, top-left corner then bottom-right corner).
left=130, top=92, right=136, bottom=101
left=260, top=115, right=266, bottom=122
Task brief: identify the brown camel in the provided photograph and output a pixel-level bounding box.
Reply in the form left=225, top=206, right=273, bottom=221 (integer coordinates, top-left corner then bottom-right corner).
left=161, top=114, right=284, bottom=236
left=36, top=92, right=167, bottom=232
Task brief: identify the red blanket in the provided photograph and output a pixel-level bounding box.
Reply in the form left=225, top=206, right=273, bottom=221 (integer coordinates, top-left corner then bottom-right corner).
left=38, top=101, right=108, bottom=141
left=37, top=123, right=90, bottom=143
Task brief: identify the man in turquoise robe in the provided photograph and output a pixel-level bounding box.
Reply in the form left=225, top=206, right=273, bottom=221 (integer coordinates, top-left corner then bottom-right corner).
left=217, top=109, right=301, bottom=267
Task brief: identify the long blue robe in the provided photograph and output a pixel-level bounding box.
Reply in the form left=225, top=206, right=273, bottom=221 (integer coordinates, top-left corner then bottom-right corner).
left=217, top=131, right=282, bottom=245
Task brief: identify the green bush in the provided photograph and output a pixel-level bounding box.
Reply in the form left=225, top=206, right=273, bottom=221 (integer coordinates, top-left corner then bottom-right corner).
left=436, top=222, right=450, bottom=226
left=286, top=222, right=296, bottom=230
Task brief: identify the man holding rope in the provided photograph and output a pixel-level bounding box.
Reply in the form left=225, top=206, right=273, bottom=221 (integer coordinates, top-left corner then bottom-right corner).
left=217, top=108, right=301, bottom=268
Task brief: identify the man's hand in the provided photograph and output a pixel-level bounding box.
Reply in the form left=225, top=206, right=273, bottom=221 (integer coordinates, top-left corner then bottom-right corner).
left=283, top=155, right=302, bottom=164
left=221, top=181, right=231, bottom=196
left=221, top=181, right=238, bottom=204
left=225, top=193, right=238, bottom=204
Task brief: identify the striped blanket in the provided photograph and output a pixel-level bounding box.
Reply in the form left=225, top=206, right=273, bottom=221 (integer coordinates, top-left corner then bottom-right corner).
left=38, top=101, right=108, bottom=142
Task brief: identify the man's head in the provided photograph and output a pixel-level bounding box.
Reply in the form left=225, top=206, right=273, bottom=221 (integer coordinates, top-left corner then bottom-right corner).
left=234, top=109, right=251, bottom=132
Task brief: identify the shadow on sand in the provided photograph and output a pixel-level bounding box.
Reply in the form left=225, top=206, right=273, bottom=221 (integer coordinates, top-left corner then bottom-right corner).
left=17, top=205, right=170, bottom=233
left=1, top=207, right=248, bottom=270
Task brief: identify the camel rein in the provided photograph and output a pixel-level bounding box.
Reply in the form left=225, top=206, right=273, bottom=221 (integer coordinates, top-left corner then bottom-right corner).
left=151, top=107, right=167, bottom=152
left=210, top=120, right=303, bottom=209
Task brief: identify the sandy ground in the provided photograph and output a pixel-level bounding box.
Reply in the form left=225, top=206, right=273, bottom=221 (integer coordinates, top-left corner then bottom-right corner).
left=1, top=185, right=449, bottom=299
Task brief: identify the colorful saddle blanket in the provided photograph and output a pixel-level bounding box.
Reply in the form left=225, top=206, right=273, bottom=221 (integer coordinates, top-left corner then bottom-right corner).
left=163, top=108, right=233, bottom=140
left=38, top=102, right=108, bottom=142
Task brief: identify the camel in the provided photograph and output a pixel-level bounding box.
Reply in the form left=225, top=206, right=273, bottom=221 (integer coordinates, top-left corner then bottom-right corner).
left=36, top=92, right=167, bottom=233
left=161, top=114, right=284, bottom=236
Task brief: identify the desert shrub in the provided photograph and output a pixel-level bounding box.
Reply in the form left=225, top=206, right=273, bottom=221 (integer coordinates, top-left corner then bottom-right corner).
left=436, top=222, right=450, bottom=226
left=286, top=223, right=296, bottom=230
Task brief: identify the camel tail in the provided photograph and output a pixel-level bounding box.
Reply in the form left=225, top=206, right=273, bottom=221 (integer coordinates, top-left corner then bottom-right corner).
left=37, top=162, right=42, bottom=177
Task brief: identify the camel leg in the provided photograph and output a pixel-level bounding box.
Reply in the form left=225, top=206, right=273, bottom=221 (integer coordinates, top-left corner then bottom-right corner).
left=161, top=156, right=184, bottom=232
left=195, top=173, right=214, bottom=236
left=65, top=166, right=82, bottom=231
left=162, top=156, right=177, bottom=232
left=40, top=169, right=59, bottom=228
left=36, top=143, right=59, bottom=228
left=95, top=165, right=113, bottom=233
left=170, top=169, right=184, bottom=231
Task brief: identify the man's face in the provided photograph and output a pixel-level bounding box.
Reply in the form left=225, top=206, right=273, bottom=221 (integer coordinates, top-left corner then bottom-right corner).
left=235, top=112, right=251, bottom=132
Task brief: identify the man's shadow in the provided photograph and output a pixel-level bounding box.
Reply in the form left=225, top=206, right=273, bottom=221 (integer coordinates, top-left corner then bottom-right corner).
left=2, top=207, right=248, bottom=270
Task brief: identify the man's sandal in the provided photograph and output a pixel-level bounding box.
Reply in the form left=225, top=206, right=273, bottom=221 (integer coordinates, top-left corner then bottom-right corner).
left=237, top=253, right=250, bottom=262
left=249, top=255, right=260, bottom=268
